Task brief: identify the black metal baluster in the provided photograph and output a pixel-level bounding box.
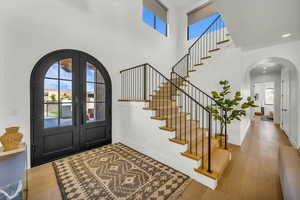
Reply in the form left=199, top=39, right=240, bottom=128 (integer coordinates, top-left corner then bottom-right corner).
left=196, top=103, right=198, bottom=157
left=225, top=110, right=228, bottom=150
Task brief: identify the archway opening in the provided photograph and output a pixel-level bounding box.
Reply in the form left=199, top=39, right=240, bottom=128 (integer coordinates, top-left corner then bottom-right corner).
left=244, top=57, right=299, bottom=147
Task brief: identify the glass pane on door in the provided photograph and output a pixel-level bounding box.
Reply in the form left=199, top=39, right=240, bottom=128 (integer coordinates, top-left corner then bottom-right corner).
left=44, top=104, right=59, bottom=128
left=85, top=62, right=106, bottom=123
left=59, top=58, right=72, bottom=80
left=86, top=103, right=105, bottom=122
left=60, top=103, right=72, bottom=126
left=44, top=58, right=73, bottom=128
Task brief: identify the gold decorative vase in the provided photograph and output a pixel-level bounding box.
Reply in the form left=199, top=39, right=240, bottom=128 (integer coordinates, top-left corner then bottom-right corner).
left=0, top=127, right=23, bottom=152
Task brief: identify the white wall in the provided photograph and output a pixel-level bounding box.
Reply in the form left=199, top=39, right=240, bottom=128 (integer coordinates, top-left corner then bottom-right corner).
left=0, top=0, right=180, bottom=167
left=251, top=72, right=281, bottom=124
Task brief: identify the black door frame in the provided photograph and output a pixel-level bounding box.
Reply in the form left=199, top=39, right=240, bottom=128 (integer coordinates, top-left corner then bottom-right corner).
left=30, top=49, right=112, bottom=167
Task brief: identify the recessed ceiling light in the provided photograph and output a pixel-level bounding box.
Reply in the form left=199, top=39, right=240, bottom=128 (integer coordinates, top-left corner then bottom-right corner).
left=282, top=33, right=291, bottom=38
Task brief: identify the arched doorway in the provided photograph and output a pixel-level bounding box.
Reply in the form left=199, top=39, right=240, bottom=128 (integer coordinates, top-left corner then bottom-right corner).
left=30, top=50, right=112, bottom=167
left=244, top=57, right=299, bottom=147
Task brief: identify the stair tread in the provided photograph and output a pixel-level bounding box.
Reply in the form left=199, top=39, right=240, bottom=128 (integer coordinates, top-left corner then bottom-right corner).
left=149, top=105, right=181, bottom=108
left=195, top=148, right=231, bottom=180
left=201, top=56, right=212, bottom=60
left=151, top=116, right=167, bottom=120
left=159, top=126, right=176, bottom=132
left=152, top=112, right=189, bottom=121
left=149, top=99, right=176, bottom=102
left=161, top=83, right=188, bottom=87
left=194, top=63, right=204, bottom=67
left=118, top=99, right=150, bottom=102
left=208, top=48, right=221, bottom=53
left=217, top=39, right=230, bottom=45
left=168, top=120, right=200, bottom=128
left=175, top=127, right=209, bottom=135
left=169, top=138, right=187, bottom=145
left=188, top=70, right=197, bottom=72
left=150, top=94, right=180, bottom=97
left=181, top=151, right=201, bottom=161
left=144, top=106, right=181, bottom=111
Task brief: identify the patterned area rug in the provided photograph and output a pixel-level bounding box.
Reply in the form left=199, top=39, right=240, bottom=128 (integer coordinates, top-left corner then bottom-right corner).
left=53, top=143, right=191, bottom=200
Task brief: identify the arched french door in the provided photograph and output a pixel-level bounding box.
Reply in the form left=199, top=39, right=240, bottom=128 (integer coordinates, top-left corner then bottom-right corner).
left=30, top=50, right=112, bottom=167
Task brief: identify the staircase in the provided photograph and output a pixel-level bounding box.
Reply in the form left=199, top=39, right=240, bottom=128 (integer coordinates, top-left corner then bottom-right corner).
left=119, top=14, right=232, bottom=187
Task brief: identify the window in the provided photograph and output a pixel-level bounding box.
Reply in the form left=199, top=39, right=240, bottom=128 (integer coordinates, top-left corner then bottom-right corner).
left=86, top=62, right=106, bottom=122
left=265, top=88, right=274, bottom=105
left=44, top=58, right=73, bottom=128
left=142, top=0, right=168, bottom=36
left=187, top=3, right=225, bottom=40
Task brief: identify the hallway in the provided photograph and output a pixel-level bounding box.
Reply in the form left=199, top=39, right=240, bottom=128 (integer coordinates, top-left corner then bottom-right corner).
left=28, top=117, right=291, bottom=200
left=179, top=117, right=291, bottom=199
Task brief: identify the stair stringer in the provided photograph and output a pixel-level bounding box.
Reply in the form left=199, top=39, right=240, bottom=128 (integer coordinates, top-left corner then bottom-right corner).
left=118, top=102, right=218, bottom=189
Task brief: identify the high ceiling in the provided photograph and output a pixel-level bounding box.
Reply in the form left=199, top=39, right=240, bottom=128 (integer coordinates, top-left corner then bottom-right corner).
left=250, top=64, right=281, bottom=77
left=250, top=58, right=282, bottom=77
left=215, top=0, right=300, bottom=50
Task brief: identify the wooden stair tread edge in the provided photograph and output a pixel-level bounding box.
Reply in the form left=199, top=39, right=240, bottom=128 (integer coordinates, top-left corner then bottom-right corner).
left=149, top=99, right=176, bottom=102
left=208, top=48, right=221, bottom=52
left=181, top=151, right=201, bottom=161
left=194, top=63, right=204, bottom=67
left=159, top=126, right=176, bottom=132
left=201, top=56, right=212, bottom=60
left=175, top=127, right=209, bottom=133
left=217, top=39, right=230, bottom=45
left=194, top=167, right=219, bottom=180
left=144, top=105, right=182, bottom=110
left=169, top=138, right=187, bottom=145
left=118, top=99, right=150, bottom=102
left=150, top=116, right=167, bottom=120
left=188, top=134, right=219, bottom=142
left=188, top=70, right=197, bottom=72
left=150, top=94, right=181, bottom=97
left=161, top=83, right=188, bottom=87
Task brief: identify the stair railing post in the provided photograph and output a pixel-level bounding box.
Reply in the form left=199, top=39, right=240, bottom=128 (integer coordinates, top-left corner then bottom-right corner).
left=208, top=112, right=212, bottom=173
left=187, top=53, right=190, bottom=78
left=143, top=64, right=147, bottom=101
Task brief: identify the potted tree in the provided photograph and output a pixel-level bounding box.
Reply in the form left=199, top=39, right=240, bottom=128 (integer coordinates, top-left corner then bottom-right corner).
left=207, top=80, right=257, bottom=146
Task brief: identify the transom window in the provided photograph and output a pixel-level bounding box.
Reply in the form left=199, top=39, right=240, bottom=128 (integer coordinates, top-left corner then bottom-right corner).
left=142, top=0, right=168, bottom=36
left=187, top=3, right=225, bottom=40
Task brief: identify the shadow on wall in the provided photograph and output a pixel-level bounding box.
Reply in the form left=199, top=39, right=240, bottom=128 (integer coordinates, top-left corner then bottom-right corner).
left=244, top=57, right=299, bottom=147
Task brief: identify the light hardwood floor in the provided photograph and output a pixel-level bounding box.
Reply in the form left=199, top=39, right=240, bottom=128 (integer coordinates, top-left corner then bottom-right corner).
left=28, top=117, right=290, bottom=200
